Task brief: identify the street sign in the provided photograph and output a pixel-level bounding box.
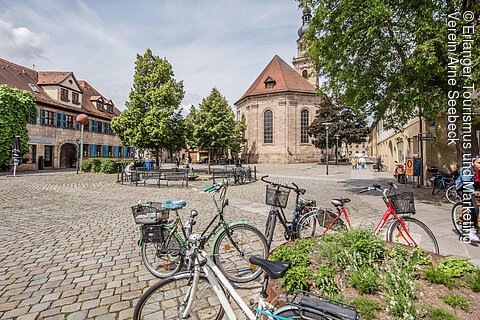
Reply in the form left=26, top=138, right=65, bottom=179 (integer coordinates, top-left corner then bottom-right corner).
left=413, top=158, right=422, bottom=176
left=405, top=158, right=414, bottom=176
left=419, top=137, right=432, bottom=141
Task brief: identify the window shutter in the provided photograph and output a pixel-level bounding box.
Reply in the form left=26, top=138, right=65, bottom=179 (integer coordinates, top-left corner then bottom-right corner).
left=56, top=113, right=61, bottom=127
left=113, top=146, right=118, bottom=157
left=103, top=145, right=108, bottom=157
left=40, top=109, right=46, bottom=126
left=75, top=120, right=80, bottom=130
left=123, top=147, right=128, bottom=158
left=62, top=113, right=66, bottom=128
left=30, top=110, right=37, bottom=124
left=90, top=144, right=96, bottom=157
left=131, top=147, right=135, bottom=158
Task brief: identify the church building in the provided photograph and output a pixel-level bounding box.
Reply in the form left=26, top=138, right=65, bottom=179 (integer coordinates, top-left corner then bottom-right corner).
left=235, top=8, right=322, bottom=163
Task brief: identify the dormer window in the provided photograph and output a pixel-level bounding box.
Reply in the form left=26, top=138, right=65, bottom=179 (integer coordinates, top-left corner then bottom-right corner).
left=107, top=104, right=113, bottom=112
left=96, top=101, right=103, bottom=110
left=264, top=76, right=276, bottom=89
left=60, top=88, right=69, bottom=102
left=72, top=92, right=80, bottom=104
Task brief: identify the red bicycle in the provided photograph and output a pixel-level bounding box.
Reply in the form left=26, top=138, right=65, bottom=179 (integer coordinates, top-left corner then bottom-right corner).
left=296, top=182, right=439, bottom=254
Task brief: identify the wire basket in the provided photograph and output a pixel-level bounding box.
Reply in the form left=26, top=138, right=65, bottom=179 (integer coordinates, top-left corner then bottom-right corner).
left=266, top=185, right=290, bottom=208
left=388, top=192, right=415, bottom=214
left=131, top=202, right=170, bottom=224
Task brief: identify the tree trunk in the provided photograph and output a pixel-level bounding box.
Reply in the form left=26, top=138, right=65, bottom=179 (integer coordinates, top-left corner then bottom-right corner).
left=155, top=148, right=159, bottom=168
left=208, top=150, right=211, bottom=175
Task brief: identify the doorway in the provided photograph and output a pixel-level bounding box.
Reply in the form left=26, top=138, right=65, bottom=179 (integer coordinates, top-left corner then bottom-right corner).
left=60, top=143, right=77, bottom=168
left=44, top=146, right=54, bottom=167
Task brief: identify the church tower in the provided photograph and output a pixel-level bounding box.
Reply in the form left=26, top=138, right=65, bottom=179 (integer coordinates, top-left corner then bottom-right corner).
left=292, top=7, right=318, bottom=89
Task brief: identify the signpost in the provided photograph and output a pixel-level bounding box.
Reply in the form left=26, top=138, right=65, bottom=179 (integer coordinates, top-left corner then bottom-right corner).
left=11, top=136, right=21, bottom=177
left=405, top=158, right=414, bottom=176
left=417, top=133, right=432, bottom=186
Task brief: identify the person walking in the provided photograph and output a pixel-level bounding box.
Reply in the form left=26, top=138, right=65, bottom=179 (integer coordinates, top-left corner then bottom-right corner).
left=351, top=157, right=358, bottom=170
left=359, top=155, right=366, bottom=169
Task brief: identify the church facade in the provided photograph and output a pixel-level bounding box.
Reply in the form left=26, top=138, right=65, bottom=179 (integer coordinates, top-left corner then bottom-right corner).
left=235, top=9, right=322, bottom=163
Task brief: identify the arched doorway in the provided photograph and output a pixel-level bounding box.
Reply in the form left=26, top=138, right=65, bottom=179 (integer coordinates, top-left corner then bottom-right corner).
left=60, top=143, right=77, bottom=168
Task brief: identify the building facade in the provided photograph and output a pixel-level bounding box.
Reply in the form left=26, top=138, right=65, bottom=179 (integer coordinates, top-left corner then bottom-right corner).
left=235, top=9, right=322, bottom=163
left=0, top=58, right=133, bottom=171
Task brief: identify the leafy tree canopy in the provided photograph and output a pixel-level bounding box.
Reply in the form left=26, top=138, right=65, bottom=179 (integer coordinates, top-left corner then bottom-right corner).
left=301, top=0, right=479, bottom=130
left=308, top=94, right=369, bottom=149
left=111, top=49, right=186, bottom=158
left=0, top=85, right=35, bottom=171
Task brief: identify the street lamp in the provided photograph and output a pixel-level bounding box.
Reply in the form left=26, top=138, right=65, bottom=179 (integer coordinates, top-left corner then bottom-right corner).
left=322, top=122, right=332, bottom=175
left=334, top=134, right=340, bottom=167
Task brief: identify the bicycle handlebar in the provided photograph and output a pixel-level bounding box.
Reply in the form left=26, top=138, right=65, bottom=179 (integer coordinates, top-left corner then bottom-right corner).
left=261, top=175, right=306, bottom=194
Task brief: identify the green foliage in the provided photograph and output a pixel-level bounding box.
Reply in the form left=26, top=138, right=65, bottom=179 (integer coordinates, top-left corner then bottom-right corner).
left=312, top=265, right=338, bottom=297
left=426, top=307, right=456, bottom=320
left=80, top=158, right=118, bottom=174
left=441, top=293, right=469, bottom=312
left=111, top=49, right=185, bottom=154
left=468, top=269, right=480, bottom=292
left=301, top=0, right=480, bottom=131
left=308, top=95, right=368, bottom=149
left=424, top=266, right=453, bottom=289
left=270, top=238, right=316, bottom=267
left=384, top=256, right=417, bottom=319
left=350, top=297, right=382, bottom=319
left=349, top=265, right=379, bottom=294
left=438, top=257, right=476, bottom=278
left=284, top=266, right=312, bottom=293
left=0, top=85, right=36, bottom=171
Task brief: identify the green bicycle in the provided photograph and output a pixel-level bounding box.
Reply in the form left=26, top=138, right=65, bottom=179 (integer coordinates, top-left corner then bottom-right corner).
left=132, top=183, right=268, bottom=283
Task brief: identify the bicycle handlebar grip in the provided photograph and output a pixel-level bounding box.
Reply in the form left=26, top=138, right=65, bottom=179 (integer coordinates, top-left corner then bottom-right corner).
left=359, top=189, right=369, bottom=193
left=203, top=185, right=215, bottom=193
left=292, top=182, right=299, bottom=189
left=373, top=184, right=381, bottom=189
left=261, top=175, right=269, bottom=182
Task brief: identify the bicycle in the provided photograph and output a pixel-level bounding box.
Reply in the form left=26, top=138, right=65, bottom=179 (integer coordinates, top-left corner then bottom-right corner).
left=133, top=213, right=359, bottom=320
left=372, top=162, right=387, bottom=172
left=261, top=176, right=317, bottom=249
left=451, top=196, right=480, bottom=236
left=297, top=182, right=440, bottom=254
left=445, top=184, right=461, bottom=204
left=393, top=161, right=407, bottom=185
left=132, top=182, right=268, bottom=283
left=429, top=168, right=458, bottom=196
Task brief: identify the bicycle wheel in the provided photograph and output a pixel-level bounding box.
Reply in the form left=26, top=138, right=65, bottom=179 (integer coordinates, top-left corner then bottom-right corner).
left=133, top=272, right=224, bottom=320
left=398, top=174, right=407, bottom=185
left=432, top=179, right=444, bottom=195
left=264, top=210, right=276, bottom=248
left=386, top=217, right=439, bottom=254
left=296, top=210, right=345, bottom=239
left=141, top=226, right=184, bottom=278
left=451, top=202, right=464, bottom=236
left=213, top=223, right=268, bottom=283
left=381, top=164, right=387, bottom=172
left=446, top=185, right=461, bottom=204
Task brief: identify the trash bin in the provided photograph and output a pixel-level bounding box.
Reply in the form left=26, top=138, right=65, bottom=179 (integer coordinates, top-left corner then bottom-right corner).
left=38, top=156, right=44, bottom=170
left=145, top=160, right=154, bottom=170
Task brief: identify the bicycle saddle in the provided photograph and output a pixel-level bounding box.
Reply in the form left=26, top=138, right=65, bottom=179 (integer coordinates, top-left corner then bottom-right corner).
left=331, top=198, right=350, bottom=207
left=296, top=188, right=306, bottom=195
left=249, top=257, right=289, bottom=279
left=162, top=200, right=187, bottom=210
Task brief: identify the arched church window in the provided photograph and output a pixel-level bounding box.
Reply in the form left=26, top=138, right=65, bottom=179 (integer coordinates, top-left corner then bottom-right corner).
left=301, top=109, right=309, bottom=143
left=302, top=70, right=308, bottom=79
left=264, top=110, right=273, bottom=143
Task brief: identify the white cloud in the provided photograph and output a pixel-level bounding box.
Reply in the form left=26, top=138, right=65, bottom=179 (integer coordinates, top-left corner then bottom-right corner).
left=0, top=19, right=48, bottom=62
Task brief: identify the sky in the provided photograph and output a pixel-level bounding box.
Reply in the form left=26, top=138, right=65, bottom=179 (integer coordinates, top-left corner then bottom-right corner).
left=0, top=0, right=303, bottom=112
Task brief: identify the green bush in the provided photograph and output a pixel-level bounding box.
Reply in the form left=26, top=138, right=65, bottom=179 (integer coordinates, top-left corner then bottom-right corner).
left=81, top=158, right=119, bottom=174
left=438, top=257, right=476, bottom=278
left=270, top=238, right=317, bottom=268
left=441, top=293, right=469, bottom=312
left=426, top=307, right=456, bottom=320
left=80, top=158, right=93, bottom=172
left=100, top=159, right=117, bottom=173
left=468, top=269, right=480, bottom=292
left=349, top=265, right=379, bottom=294
left=91, top=159, right=102, bottom=172
left=424, top=266, right=453, bottom=289
left=284, top=266, right=313, bottom=293
left=350, top=297, right=382, bottom=319
left=313, top=265, right=338, bottom=297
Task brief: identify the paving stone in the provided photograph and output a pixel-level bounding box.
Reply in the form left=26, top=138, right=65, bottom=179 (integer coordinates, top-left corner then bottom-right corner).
left=18, top=295, right=42, bottom=308
left=94, top=314, right=116, bottom=320
left=60, top=288, right=83, bottom=299
left=40, top=307, right=61, bottom=317
left=51, top=296, right=77, bottom=308
left=41, top=292, right=61, bottom=303
left=81, top=298, right=100, bottom=310
left=16, top=312, right=40, bottom=320
left=61, top=302, right=81, bottom=313
left=29, top=301, right=50, bottom=313
left=98, top=289, right=114, bottom=299
left=87, top=306, right=109, bottom=317
left=100, top=295, right=120, bottom=306
left=0, top=301, right=20, bottom=311
left=109, top=300, right=130, bottom=312
left=118, top=307, right=135, bottom=320
left=66, top=311, right=87, bottom=320
left=1, top=306, right=30, bottom=319
left=77, top=291, right=99, bottom=302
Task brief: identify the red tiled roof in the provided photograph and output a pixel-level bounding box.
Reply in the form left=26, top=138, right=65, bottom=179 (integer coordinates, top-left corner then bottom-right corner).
left=0, top=57, right=120, bottom=120
left=37, top=72, right=71, bottom=85
left=236, top=55, right=316, bottom=104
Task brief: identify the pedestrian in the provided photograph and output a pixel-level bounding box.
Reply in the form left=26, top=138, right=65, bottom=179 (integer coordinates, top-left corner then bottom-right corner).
left=376, top=155, right=382, bottom=172
left=175, top=156, right=180, bottom=168
left=359, top=155, right=366, bottom=169
left=456, top=155, right=480, bottom=241
left=351, top=157, right=357, bottom=170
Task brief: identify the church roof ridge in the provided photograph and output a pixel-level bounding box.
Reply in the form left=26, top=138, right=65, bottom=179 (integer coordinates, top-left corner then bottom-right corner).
left=235, top=55, right=316, bottom=105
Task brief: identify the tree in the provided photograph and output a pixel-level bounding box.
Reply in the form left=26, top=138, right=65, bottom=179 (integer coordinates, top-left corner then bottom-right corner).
left=0, top=85, right=36, bottom=171
left=111, top=49, right=185, bottom=165
left=308, top=94, right=368, bottom=157
left=194, top=88, right=240, bottom=173
left=301, top=0, right=479, bottom=161
left=184, top=105, right=197, bottom=148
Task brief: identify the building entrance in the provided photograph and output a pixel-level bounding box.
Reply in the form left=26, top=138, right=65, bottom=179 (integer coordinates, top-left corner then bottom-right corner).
left=60, top=143, right=77, bottom=168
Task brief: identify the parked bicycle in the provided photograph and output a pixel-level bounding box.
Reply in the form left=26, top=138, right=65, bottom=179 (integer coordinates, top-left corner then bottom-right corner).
left=133, top=212, right=359, bottom=319
left=373, top=162, right=387, bottom=172
left=393, top=161, right=407, bottom=184
left=451, top=196, right=480, bottom=236
left=297, top=182, right=440, bottom=254
left=132, top=182, right=268, bottom=283
left=428, top=167, right=459, bottom=196
left=261, top=176, right=317, bottom=249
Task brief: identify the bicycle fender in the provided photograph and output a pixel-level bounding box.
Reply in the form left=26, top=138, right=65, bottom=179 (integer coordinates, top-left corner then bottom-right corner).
left=210, top=220, right=247, bottom=256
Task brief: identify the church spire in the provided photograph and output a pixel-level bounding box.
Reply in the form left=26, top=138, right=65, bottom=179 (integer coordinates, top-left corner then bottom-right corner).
left=293, top=6, right=318, bottom=89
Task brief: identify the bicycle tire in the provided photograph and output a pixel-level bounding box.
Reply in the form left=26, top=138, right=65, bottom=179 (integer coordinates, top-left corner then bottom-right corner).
left=445, top=185, right=461, bottom=204
left=141, top=226, right=184, bottom=278
left=212, top=223, right=268, bottom=283
left=296, top=210, right=345, bottom=239
left=133, top=272, right=225, bottom=320
left=398, top=174, right=407, bottom=185
left=451, top=202, right=464, bottom=236
left=264, top=210, right=276, bottom=249
left=432, top=179, right=444, bottom=195
left=381, top=164, right=387, bottom=172
left=386, top=217, right=439, bottom=254
left=274, top=304, right=344, bottom=320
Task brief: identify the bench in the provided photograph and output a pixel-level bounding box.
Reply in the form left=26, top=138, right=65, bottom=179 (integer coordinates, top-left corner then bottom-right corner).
left=158, top=171, right=189, bottom=187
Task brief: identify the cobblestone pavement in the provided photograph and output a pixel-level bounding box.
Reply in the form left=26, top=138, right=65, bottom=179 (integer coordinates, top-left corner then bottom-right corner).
left=0, top=163, right=478, bottom=319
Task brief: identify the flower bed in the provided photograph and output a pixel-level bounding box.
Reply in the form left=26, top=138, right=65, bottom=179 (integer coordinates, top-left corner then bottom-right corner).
left=269, top=229, right=480, bottom=320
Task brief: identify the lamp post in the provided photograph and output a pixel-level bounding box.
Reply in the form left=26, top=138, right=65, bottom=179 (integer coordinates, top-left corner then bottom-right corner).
left=334, top=134, right=340, bottom=167
left=76, top=114, right=89, bottom=173
left=322, top=122, right=332, bottom=175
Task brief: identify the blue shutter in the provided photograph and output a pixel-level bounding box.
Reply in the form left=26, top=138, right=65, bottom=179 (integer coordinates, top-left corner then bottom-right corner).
left=75, top=120, right=80, bottom=130
left=103, top=145, right=108, bottom=157
left=62, top=113, right=66, bottom=128
left=56, top=113, right=61, bottom=127
left=90, top=144, right=96, bottom=157
left=131, top=147, right=135, bottom=158
left=40, top=109, right=45, bottom=126
left=104, top=123, right=109, bottom=134
left=30, top=110, right=37, bottom=124
left=123, top=147, right=128, bottom=158
left=94, top=120, right=98, bottom=133
left=113, top=146, right=118, bottom=158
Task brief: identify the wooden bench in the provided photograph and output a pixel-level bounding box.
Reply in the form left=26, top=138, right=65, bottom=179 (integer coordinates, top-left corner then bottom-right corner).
left=158, top=170, right=189, bottom=187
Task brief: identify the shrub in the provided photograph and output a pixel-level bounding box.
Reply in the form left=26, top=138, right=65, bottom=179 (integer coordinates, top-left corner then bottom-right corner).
left=80, top=158, right=93, bottom=172
left=438, top=257, right=476, bottom=278
left=81, top=158, right=119, bottom=174
left=284, top=266, right=312, bottom=293
left=91, top=159, right=102, bottom=173
left=426, top=307, right=456, bottom=320
left=468, top=269, right=480, bottom=292
left=424, top=266, right=453, bottom=289
left=441, top=293, right=469, bottom=312
left=350, top=297, right=382, bottom=319
left=349, top=265, right=379, bottom=294
left=270, top=238, right=317, bottom=268
left=312, top=265, right=338, bottom=297
left=100, top=159, right=117, bottom=173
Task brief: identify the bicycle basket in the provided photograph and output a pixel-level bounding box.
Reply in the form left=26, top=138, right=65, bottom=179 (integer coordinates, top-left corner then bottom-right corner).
left=265, top=185, right=290, bottom=208
left=141, top=224, right=165, bottom=243
left=388, top=192, right=415, bottom=214
left=131, top=203, right=169, bottom=224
